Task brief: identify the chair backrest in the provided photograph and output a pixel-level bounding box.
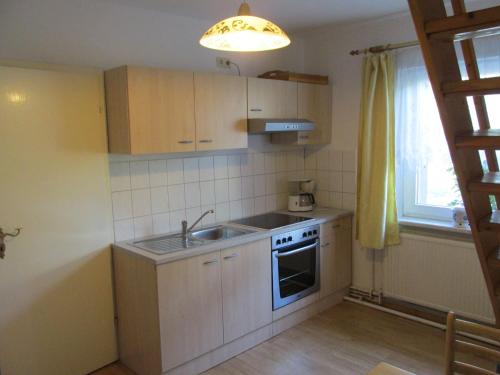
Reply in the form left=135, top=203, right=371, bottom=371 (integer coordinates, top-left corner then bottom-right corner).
left=445, top=311, right=500, bottom=375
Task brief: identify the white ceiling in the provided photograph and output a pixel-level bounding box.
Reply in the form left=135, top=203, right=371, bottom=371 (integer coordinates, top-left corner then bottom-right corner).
left=100, top=0, right=412, bottom=32
left=98, top=0, right=500, bottom=32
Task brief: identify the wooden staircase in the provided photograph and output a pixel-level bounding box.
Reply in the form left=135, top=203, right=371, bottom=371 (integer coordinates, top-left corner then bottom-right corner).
left=407, top=0, right=500, bottom=325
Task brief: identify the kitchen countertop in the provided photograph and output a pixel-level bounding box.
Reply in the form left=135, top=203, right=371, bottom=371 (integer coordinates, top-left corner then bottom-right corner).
left=113, top=207, right=353, bottom=265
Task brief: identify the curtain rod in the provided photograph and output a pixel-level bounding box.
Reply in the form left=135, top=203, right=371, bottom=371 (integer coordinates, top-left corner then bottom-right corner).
left=350, top=40, right=419, bottom=56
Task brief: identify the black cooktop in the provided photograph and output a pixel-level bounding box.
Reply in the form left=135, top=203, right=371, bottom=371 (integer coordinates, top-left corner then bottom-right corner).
left=230, top=212, right=313, bottom=230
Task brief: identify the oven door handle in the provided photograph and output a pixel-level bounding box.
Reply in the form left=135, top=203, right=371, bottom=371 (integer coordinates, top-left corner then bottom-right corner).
left=275, top=242, right=318, bottom=258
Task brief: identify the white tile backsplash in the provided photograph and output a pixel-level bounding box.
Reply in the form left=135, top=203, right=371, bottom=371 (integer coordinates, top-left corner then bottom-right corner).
left=112, top=191, right=133, bottom=220
left=184, top=182, right=201, bottom=208
left=241, top=175, right=254, bottom=199
left=132, top=189, right=151, bottom=217
left=215, top=202, right=230, bottom=222
left=152, top=213, right=170, bottom=235
left=113, top=219, right=134, bottom=242
left=227, top=155, right=241, bottom=178
left=199, top=156, right=215, bottom=181
left=109, top=162, right=131, bottom=192
left=133, top=216, right=153, bottom=238
left=342, top=151, right=356, bottom=172
left=228, top=177, right=242, bottom=201
left=109, top=149, right=308, bottom=241
left=130, top=161, right=149, bottom=189
left=253, top=153, right=266, bottom=175
left=253, top=174, right=266, bottom=197
left=183, top=158, right=199, bottom=183
left=342, top=171, right=356, bottom=194
left=169, top=209, right=186, bottom=232
left=168, top=184, right=186, bottom=210
left=148, top=160, right=167, bottom=187
left=330, top=171, right=342, bottom=192
left=167, top=159, right=184, bottom=185
left=150, top=186, right=169, bottom=214
left=215, top=179, right=229, bottom=203
left=214, top=155, right=228, bottom=179
left=229, top=200, right=243, bottom=220
left=200, top=180, right=215, bottom=205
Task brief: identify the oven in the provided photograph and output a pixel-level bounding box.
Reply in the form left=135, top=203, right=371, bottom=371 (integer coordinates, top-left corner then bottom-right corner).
left=271, top=224, right=320, bottom=310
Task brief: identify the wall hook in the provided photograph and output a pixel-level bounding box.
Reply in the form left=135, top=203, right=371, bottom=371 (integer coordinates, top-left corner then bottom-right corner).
left=0, top=227, right=22, bottom=259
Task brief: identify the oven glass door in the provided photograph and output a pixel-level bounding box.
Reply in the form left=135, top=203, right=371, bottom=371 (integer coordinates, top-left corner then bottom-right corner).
left=272, top=239, right=320, bottom=310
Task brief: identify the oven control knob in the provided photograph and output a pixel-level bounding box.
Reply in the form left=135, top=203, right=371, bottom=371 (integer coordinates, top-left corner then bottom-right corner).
left=282, top=237, right=287, bottom=243
left=302, top=232, right=307, bottom=238
left=276, top=239, right=281, bottom=245
left=308, top=231, right=312, bottom=236
left=287, top=236, right=292, bottom=242
left=313, top=230, right=317, bottom=235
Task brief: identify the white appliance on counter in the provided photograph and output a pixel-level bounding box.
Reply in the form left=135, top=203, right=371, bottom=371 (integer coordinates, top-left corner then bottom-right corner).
left=288, top=179, right=316, bottom=212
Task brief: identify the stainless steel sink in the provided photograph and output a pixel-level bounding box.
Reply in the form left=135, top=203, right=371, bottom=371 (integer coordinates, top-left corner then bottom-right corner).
left=130, top=225, right=255, bottom=255
left=189, top=225, right=254, bottom=241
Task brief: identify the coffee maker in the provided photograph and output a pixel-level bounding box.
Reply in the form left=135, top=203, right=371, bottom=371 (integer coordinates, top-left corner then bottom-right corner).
left=288, top=179, right=316, bottom=212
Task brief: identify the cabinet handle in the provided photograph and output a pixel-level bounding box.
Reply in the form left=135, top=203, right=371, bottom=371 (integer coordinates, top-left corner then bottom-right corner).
left=250, top=108, right=262, bottom=112
left=203, top=259, right=218, bottom=265
left=223, top=253, right=239, bottom=260
left=199, top=139, right=213, bottom=143
left=299, top=135, right=309, bottom=140
left=178, top=140, right=193, bottom=144
left=321, top=242, right=330, bottom=248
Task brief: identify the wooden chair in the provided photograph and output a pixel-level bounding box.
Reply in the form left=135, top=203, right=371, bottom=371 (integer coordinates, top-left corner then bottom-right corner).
left=367, top=362, right=415, bottom=374
left=445, top=311, right=500, bottom=374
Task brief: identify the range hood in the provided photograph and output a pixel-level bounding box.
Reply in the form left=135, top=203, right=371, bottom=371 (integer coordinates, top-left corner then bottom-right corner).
left=248, top=119, right=315, bottom=134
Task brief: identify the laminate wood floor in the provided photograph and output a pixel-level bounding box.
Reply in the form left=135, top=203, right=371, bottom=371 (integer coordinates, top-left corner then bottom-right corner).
left=92, top=301, right=495, bottom=375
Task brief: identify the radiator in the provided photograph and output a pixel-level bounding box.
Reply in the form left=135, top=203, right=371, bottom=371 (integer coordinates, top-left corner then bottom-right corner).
left=381, top=233, right=495, bottom=324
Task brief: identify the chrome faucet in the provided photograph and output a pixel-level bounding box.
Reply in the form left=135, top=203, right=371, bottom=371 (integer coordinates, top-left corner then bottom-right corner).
left=182, top=209, right=215, bottom=239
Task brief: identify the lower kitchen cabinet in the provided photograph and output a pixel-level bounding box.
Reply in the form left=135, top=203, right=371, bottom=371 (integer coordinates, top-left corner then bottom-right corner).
left=221, top=239, right=272, bottom=343
left=157, top=252, right=223, bottom=371
left=320, top=216, right=352, bottom=298
left=113, top=215, right=352, bottom=375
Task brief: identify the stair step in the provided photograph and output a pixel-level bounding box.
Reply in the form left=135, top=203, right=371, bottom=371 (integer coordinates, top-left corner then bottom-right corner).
left=443, top=77, right=500, bottom=96
left=425, top=5, right=500, bottom=40
left=469, top=172, right=500, bottom=194
left=479, top=211, right=500, bottom=232
left=455, top=129, right=500, bottom=149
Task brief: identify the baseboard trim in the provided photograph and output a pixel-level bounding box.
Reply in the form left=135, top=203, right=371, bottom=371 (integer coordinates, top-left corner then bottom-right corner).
left=344, top=296, right=500, bottom=347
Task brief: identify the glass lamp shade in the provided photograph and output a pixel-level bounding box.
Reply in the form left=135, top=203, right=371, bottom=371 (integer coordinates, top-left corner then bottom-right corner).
left=200, top=15, right=291, bottom=52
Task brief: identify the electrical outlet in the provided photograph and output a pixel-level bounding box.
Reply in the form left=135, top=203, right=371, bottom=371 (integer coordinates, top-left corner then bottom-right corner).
left=216, top=57, right=231, bottom=69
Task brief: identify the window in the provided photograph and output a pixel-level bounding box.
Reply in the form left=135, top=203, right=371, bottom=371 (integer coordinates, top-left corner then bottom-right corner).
left=395, top=36, right=500, bottom=224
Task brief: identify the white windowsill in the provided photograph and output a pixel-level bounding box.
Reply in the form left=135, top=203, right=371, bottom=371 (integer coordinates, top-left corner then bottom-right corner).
left=399, top=216, right=472, bottom=239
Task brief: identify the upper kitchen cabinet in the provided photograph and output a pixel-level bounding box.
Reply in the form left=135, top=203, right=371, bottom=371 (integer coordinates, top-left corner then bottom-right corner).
left=298, top=83, right=332, bottom=144
left=104, top=66, right=196, bottom=154
left=194, top=73, right=248, bottom=151
left=247, top=77, right=297, bottom=118
left=272, top=82, right=331, bottom=145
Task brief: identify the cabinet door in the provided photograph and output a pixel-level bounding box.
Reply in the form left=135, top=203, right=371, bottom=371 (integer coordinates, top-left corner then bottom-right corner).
left=320, top=223, right=335, bottom=298
left=194, top=73, right=248, bottom=151
left=320, top=217, right=352, bottom=298
left=105, top=66, right=196, bottom=154
left=221, top=239, right=272, bottom=343
left=247, top=77, right=297, bottom=118
left=333, top=216, right=352, bottom=290
left=128, top=67, right=196, bottom=154
left=157, top=252, right=223, bottom=371
left=297, top=83, right=331, bottom=145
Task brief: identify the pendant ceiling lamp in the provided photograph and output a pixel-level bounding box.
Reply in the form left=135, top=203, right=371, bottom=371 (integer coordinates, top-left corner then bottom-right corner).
left=199, top=1, right=291, bottom=52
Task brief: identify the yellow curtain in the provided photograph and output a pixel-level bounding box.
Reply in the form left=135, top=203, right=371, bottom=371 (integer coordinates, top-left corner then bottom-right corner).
left=356, top=53, right=400, bottom=249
